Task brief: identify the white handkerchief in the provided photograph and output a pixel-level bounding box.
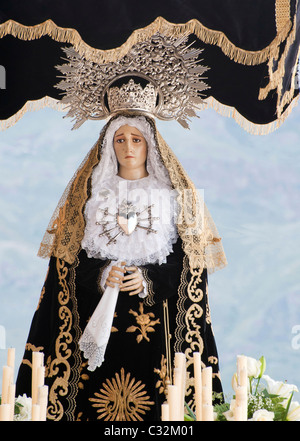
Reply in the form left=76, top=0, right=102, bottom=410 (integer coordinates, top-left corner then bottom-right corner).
left=79, top=263, right=121, bottom=371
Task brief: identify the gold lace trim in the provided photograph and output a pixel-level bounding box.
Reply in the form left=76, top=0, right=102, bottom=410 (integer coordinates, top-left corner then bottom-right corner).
left=46, top=257, right=81, bottom=421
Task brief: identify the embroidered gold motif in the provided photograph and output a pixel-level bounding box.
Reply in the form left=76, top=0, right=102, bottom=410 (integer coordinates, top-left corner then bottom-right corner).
left=22, top=344, right=44, bottom=368
left=89, top=368, right=154, bottom=421
left=154, top=354, right=171, bottom=396
left=126, top=302, right=160, bottom=343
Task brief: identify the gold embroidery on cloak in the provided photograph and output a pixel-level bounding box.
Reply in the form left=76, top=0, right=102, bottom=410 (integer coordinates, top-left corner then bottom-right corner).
left=154, top=354, right=171, bottom=397
left=89, top=368, right=154, bottom=421
left=46, top=257, right=82, bottom=421
left=126, top=302, right=160, bottom=343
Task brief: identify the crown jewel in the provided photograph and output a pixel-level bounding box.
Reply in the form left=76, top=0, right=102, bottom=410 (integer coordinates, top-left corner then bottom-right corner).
left=107, top=79, right=157, bottom=115
left=56, top=33, right=209, bottom=129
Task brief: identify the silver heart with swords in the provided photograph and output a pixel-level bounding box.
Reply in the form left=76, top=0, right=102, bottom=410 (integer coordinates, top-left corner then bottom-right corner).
left=95, top=199, right=159, bottom=245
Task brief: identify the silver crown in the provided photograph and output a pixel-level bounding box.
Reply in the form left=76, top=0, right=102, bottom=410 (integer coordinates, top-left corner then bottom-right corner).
left=56, top=33, right=209, bottom=129
left=107, top=79, right=157, bottom=115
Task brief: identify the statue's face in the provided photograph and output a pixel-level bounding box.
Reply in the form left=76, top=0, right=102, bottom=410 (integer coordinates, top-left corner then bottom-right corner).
left=113, top=125, right=147, bottom=173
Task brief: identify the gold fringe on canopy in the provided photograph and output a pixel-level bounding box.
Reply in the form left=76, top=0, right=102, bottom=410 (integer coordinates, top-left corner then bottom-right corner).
left=0, top=11, right=292, bottom=66
left=0, top=96, right=67, bottom=131
left=0, top=0, right=298, bottom=133
left=1, top=93, right=298, bottom=136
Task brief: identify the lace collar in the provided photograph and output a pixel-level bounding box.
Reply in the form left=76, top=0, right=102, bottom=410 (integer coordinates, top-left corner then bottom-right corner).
left=81, top=173, right=178, bottom=265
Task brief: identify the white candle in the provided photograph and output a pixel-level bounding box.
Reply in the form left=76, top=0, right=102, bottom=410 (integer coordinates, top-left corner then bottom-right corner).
left=7, top=348, right=15, bottom=372
left=0, top=404, right=11, bottom=421
left=202, top=367, right=212, bottom=404
left=193, top=352, right=202, bottom=421
left=8, top=383, right=16, bottom=421
left=38, top=385, right=49, bottom=421
left=234, top=403, right=243, bottom=421
left=32, top=404, right=41, bottom=421
left=237, top=355, right=247, bottom=386
left=1, top=365, right=12, bottom=404
left=202, top=366, right=213, bottom=421
left=174, top=352, right=186, bottom=420
left=37, top=366, right=45, bottom=388
left=168, top=384, right=180, bottom=421
left=235, top=385, right=248, bottom=421
left=161, top=402, right=169, bottom=421
left=202, top=403, right=214, bottom=421
left=32, top=352, right=44, bottom=405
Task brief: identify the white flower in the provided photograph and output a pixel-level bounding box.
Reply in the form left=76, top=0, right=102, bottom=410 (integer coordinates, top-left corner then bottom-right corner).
left=246, top=357, right=262, bottom=378
left=262, top=375, right=299, bottom=401
left=249, top=409, right=274, bottom=421
left=223, top=399, right=236, bottom=421
left=286, top=401, right=300, bottom=421
left=13, top=394, right=32, bottom=421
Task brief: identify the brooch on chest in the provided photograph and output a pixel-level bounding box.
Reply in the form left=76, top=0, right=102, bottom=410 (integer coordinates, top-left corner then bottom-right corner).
left=95, top=199, right=159, bottom=245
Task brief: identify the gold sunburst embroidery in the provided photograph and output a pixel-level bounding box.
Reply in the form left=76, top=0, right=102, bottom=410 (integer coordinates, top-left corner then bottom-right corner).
left=89, top=368, right=154, bottom=421
left=126, top=302, right=160, bottom=343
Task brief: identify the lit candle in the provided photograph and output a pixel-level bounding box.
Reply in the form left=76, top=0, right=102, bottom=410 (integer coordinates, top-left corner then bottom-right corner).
left=161, top=402, right=169, bottom=421
left=0, top=404, right=11, bottom=421
left=193, top=352, right=202, bottom=421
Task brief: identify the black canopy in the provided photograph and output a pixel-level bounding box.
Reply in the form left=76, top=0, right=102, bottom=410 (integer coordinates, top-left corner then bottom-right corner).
left=0, top=0, right=299, bottom=133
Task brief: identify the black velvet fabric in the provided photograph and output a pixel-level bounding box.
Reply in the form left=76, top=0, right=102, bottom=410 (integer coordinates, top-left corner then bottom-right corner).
left=16, top=239, right=222, bottom=421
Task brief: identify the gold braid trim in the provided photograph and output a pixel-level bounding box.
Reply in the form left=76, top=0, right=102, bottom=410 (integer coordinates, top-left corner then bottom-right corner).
left=0, top=15, right=291, bottom=66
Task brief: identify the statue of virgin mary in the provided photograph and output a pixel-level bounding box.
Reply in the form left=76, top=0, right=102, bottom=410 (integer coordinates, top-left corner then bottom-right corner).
left=16, top=34, right=227, bottom=421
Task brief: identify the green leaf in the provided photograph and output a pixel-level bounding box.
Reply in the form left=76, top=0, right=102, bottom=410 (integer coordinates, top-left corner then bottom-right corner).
left=184, top=414, right=195, bottom=421
left=184, top=401, right=196, bottom=420
left=258, top=356, right=266, bottom=378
